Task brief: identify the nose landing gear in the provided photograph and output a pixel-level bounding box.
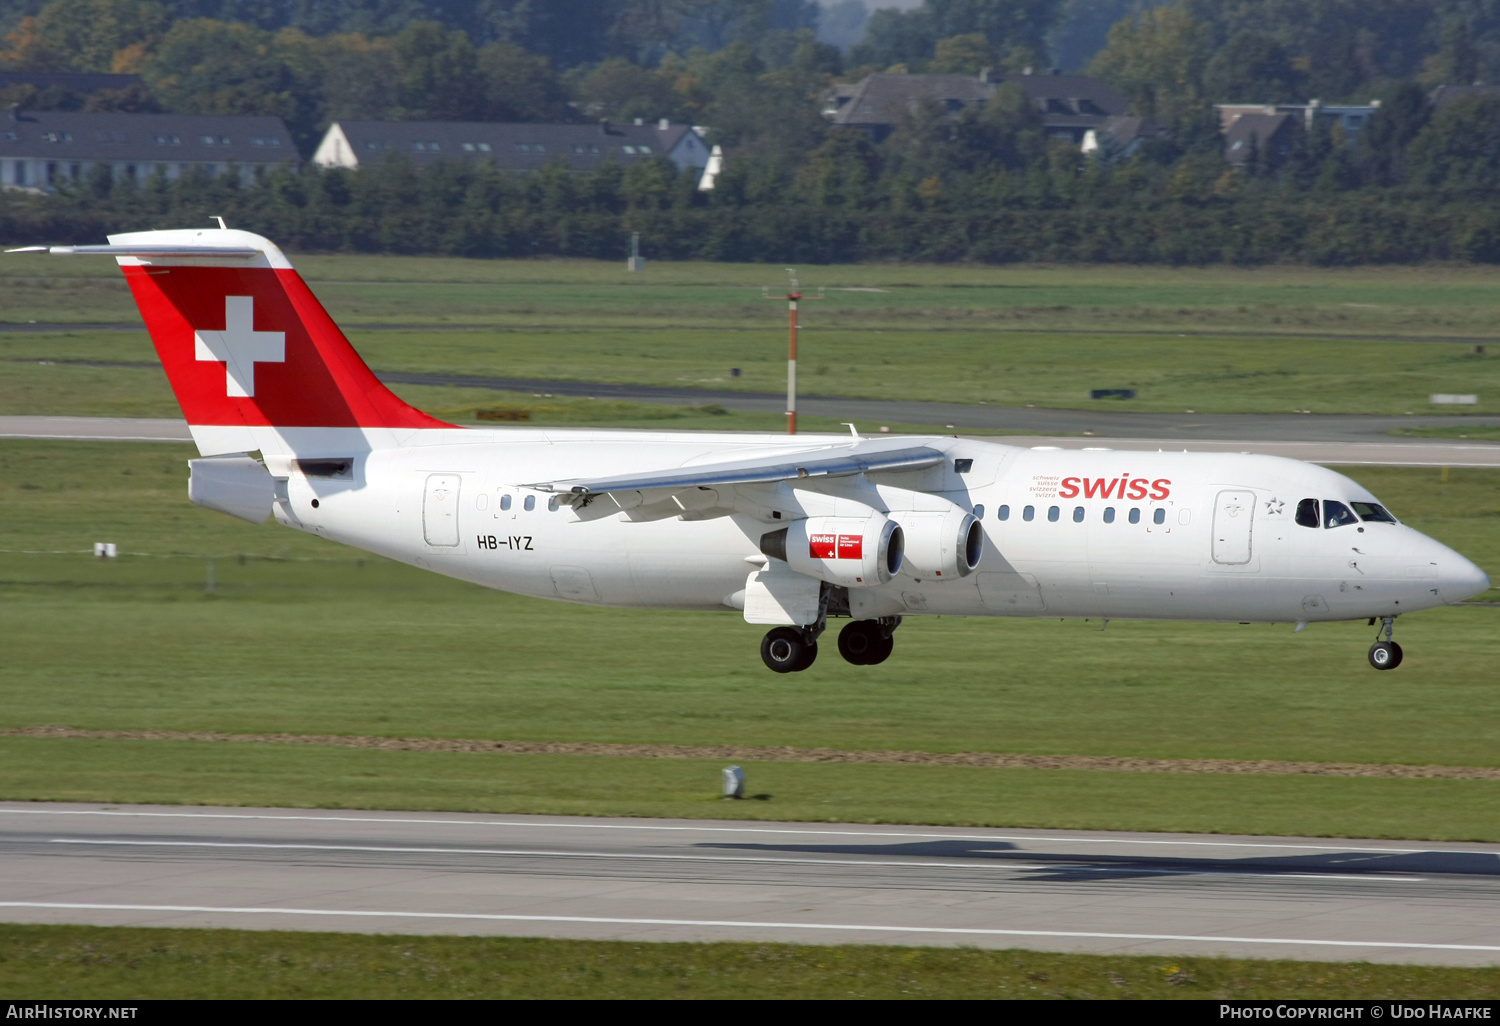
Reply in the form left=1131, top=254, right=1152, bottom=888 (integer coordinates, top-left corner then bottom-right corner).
left=1368, top=616, right=1403, bottom=670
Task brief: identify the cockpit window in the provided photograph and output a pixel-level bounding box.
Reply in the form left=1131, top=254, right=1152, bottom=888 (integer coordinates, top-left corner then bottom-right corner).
left=1351, top=501, right=1397, bottom=524
left=1296, top=498, right=1319, bottom=528
left=1323, top=500, right=1358, bottom=528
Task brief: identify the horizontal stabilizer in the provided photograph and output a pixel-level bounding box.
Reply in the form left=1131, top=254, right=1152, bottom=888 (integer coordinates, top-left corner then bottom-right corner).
left=8, top=244, right=261, bottom=258
left=530, top=442, right=945, bottom=496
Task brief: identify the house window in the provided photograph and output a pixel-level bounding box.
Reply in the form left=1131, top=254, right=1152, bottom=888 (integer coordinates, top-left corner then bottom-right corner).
left=219, top=136, right=230, bottom=145
left=638, top=144, right=651, bottom=153
left=461, top=142, right=475, bottom=151
left=201, top=135, right=215, bottom=145
left=622, top=145, right=636, bottom=154
left=267, top=136, right=278, bottom=146
left=413, top=142, right=425, bottom=150
left=3, top=131, right=15, bottom=141
left=428, top=142, right=439, bottom=150
left=477, top=142, right=490, bottom=152
left=516, top=143, right=529, bottom=152
left=169, top=135, right=180, bottom=145
left=533, top=144, right=544, bottom=152
left=251, top=137, right=263, bottom=146
left=366, top=141, right=378, bottom=150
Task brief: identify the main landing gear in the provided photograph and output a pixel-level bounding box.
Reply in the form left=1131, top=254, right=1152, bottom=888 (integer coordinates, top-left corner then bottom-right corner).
left=761, top=626, right=819, bottom=673
left=837, top=618, right=900, bottom=666
left=1368, top=615, right=1403, bottom=671
left=758, top=617, right=903, bottom=673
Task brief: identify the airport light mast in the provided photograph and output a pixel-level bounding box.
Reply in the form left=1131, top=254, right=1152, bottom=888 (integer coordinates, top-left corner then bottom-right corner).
left=764, top=269, right=821, bottom=435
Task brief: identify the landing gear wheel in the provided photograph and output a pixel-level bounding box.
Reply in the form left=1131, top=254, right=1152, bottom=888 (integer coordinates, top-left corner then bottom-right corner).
left=762, top=627, right=817, bottom=673
left=1368, top=640, right=1404, bottom=670
left=838, top=621, right=885, bottom=665
left=864, top=632, right=894, bottom=665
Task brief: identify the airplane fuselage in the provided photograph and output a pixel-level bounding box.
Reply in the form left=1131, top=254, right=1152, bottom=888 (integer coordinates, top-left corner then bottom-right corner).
left=267, top=427, right=1485, bottom=626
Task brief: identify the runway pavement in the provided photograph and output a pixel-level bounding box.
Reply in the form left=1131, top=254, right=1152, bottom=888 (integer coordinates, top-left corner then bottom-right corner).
left=4, top=415, right=1499, bottom=467
left=2, top=803, right=1498, bottom=965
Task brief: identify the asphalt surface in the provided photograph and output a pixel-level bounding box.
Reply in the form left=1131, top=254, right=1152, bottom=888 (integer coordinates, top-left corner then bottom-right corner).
left=5, top=415, right=1500, bottom=468
left=2, top=803, right=1497, bottom=964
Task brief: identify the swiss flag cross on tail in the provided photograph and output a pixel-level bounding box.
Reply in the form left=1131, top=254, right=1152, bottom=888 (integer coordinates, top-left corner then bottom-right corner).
left=103, top=228, right=450, bottom=444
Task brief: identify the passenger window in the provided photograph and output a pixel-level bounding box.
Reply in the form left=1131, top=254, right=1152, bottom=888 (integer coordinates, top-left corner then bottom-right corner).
left=973, top=504, right=985, bottom=520
left=499, top=493, right=512, bottom=511
left=1351, top=501, right=1398, bottom=524
left=1128, top=508, right=1140, bottom=524
left=1048, top=506, right=1060, bottom=522
left=1153, top=508, right=1165, bottom=525
left=547, top=495, right=561, bottom=511
left=1295, top=498, right=1319, bottom=528
left=1103, top=507, right=1115, bottom=524
left=1023, top=505, right=1034, bottom=521
left=1323, top=500, right=1358, bottom=528
left=523, top=495, right=536, bottom=512
left=998, top=504, right=1010, bottom=521
left=1073, top=506, right=1085, bottom=522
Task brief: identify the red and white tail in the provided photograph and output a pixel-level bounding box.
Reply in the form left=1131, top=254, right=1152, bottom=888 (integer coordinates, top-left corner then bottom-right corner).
left=99, top=228, right=451, bottom=455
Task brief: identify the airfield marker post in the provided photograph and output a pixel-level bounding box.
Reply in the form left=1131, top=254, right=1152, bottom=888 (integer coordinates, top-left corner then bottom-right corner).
left=764, top=270, right=821, bottom=435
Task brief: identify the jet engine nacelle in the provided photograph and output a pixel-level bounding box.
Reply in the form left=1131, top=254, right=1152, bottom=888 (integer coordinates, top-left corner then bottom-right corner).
left=761, top=514, right=904, bottom=588
left=890, top=506, right=983, bottom=579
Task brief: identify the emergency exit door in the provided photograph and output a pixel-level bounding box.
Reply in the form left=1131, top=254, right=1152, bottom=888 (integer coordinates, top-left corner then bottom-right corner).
left=1211, top=489, right=1254, bottom=564
left=423, top=474, right=461, bottom=546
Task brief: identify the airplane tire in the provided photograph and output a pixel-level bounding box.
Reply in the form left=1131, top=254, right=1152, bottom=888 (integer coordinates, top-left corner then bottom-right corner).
left=763, top=627, right=814, bottom=673
left=837, top=620, right=882, bottom=665
left=864, top=633, right=894, bottom=666
left=1368, top=641, right=1404, bottom=670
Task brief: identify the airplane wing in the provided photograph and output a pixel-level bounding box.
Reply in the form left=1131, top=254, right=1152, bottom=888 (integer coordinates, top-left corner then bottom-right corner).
left=529, top=442, right=946, bottom=497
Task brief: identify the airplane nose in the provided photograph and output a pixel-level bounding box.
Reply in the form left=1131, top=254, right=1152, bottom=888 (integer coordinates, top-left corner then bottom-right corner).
left=1445, top=556, right=1491, bottom=604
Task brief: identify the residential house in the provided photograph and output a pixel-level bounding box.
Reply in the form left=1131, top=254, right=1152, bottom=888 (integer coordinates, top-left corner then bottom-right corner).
left=0, top=109, right=294, bottom=191
left=1216, top=100, right=1379, bottom=143
left=1222, top=112, right=1299, bottom=169
left=313, top=118, right=712, bottom=177
left=821, top=69, right=1133, bottom=146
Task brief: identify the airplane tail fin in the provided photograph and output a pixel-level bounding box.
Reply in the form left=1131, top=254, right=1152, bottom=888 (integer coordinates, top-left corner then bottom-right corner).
left=24, top=228, right=452, bottom=455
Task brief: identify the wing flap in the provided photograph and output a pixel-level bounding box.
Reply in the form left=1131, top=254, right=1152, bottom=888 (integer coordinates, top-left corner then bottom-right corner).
left=530, top=443, right=945, bottom=497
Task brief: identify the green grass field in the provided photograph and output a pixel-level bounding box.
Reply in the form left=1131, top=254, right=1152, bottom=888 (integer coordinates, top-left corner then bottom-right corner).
left=4, top=255, right=1500, bottom=996
left=2, top=440, right=1497, bottom=840
left=4, top=254, right=1500, bottom=417
left=3, top=924, right=1495, bottom=999
left=4, top=324, right=1499, bottom=419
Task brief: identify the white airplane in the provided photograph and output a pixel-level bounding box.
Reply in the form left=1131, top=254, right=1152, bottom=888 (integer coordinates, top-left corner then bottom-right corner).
left=15, top=228, right=1490, bottom=672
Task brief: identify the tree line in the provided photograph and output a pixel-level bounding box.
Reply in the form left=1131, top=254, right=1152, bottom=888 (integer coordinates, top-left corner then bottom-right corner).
left=3, top=0, right=1500, bottom=264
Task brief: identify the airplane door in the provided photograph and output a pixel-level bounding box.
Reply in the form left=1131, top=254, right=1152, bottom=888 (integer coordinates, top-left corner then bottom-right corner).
left=423, top=474, right=462, bottom=546
left=1211, top=489, right=1254, bottom=565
